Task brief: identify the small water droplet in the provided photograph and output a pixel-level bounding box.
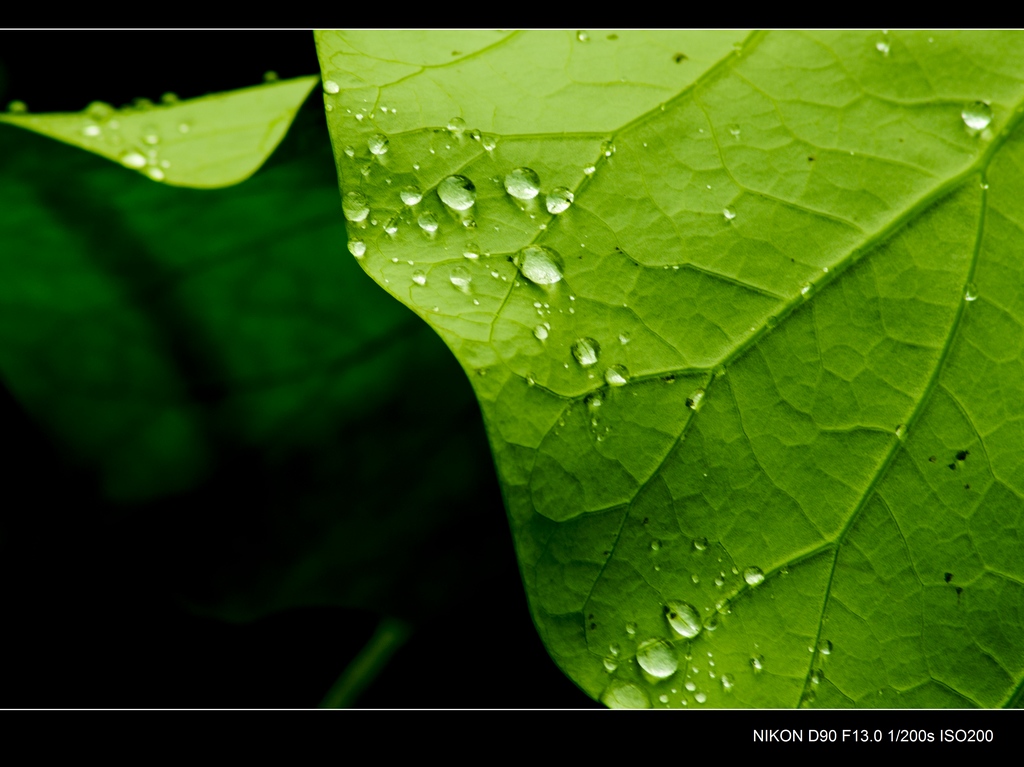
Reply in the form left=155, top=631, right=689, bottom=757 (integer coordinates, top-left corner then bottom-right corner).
left=650, top=540, right=662, bottom=552
left=545, top=187, right=574, bottom=214
left=450, top=265, right=472, bottom=292
left=605, top=365, right=629, bottom=387
left=504, top=167, right=541, bottom=200
left=348, top=239, right=366, bottom=258
left=665, top=601, right=702, bottom=639
left=533, top=325, right=549, bottom=341
left=964, top=283, right=978, bottom=301
left=412, top=270, right=427, bottom=286
left=684, top=680, right=697, bottom=692
left=686, top=388, right=705, bottom=410
left=572, top=338, right=601, bottom=368
left=723, top=207, right=736, bottom=221
left=323, top=80, right=340, bottom=95
left=721, top=674, right=735, bottom=691
left=603, top=657, right=618, bottom=672
left=576, top=30, right=590, bottom=42
left=658, top=694, right=669, bottom=704
left=751, top=655, right=764, bottom=673
left=962, top=101, right=993, bottom=132
left=480, top=134, right=498, bottom=152
left=743, top=566, right=765, bottom=587
left=514, top=245, right=564, bottom=285
left=368, top=133, right=389, bottom=156
left=342, top=191, right=370, bottom=223
left=447, top=116, right=466, bottom=136
left=810, top=668, right=823, bottom=685
left=437, top=174, right=477, bottom=210
left=694, top=691, right=707, bottom=704
left=692, top=537, right=708, bottom=552
left=119, top=151, right=147, bottom=169
left=819, top=640, right=832, bottom=656
left=609, top=643, right=620, bottom=657
left=625, top=622, right=637, bottom=636
left=876, top=40, right=890, bottom=56
left=400, top=186, right=423, bottom=206
left=418, top=212, right=439, bottom=233
left=601, top=681, right=650, bottom=709
left=728, top=125, right=741, bottom=138
left=145, top=166, right=165, bottom=181
left=601, top=140, right=615, bottom=157
left=81, top=123, right=101, bottom=137
left=383, top=217, right=399, bottom=236
left=895, top=423, right=906, bottom=439
left=636, top=638, right=678, bottom=679
left=583, top=165, right=596, bottom=175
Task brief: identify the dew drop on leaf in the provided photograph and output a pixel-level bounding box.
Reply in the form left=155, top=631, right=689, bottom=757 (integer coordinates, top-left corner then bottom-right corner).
left=819, top=640, right=832, bottom=655
left=323, top=80, right=340, bottom=94
left=119, top=151, right=147, bottom=169
left=964, top=283, right=979, bottom=301
left=603, top=657, right=618, bottom=672
left=348, top=239, right=366, bottom=258
left=437, top=174, right=477, bottom=210
left=686, top=388, right=705, bottom=410
left=514, top=245, right=564, bottom=284
left=625, top=621, right=637, bottom=636
left=576, top=30, right=590, bottom=42
left=449, top=265, right=472, bottom=292
left=605, top=364, right=630, bottom=387
left=341, top=194, right=371, bottom=227
left=533, top=324, right=549, bottom=341
left=504, top=167, right=541, bottom=200
left=962, top=101, right=993, bottom=131
left=665, top=601, right=702, bottom=639
left=721, top=674, right=735, bottom=691
left=481, top=133, right=498, bottom=151
left=876, top=40, right=890, bottom=56
left=723, top=206, right=736, bottom=221
left=636, top=638, right=678, bottom=678
left=601, top=681, right=650, bottom=709
left=368, top=133, right=389, bottom=156
left=463, top=243, right=481, bottom=260
left=743, top=566, right=765, bottom=586
left=693, top=537, right=708, bottom=551
left=545, top=187, right=575, bottom=214
left=400, top=186, right=423, bottom=206
left=446, top=116, right=466, bottom=136
left=412, top=270, right=426, bottom=286
left=418, top=212, right=439, bottom=233
left=751, top=654, right=764, bottom=673
left=694, top=691, right=707, bottom=703
left=571, top=337, right=601, bottom=368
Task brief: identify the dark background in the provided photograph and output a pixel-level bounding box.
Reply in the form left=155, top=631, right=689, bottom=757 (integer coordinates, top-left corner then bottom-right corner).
left=0, top=30, right=598, bottom=709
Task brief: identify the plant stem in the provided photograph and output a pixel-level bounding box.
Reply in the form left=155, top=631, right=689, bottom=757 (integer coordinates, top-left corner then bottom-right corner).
left=319, top=617, right=411, bottom=708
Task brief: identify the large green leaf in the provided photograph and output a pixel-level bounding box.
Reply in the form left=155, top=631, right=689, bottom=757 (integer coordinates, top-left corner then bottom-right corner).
left=316, top=30, right=1024, bottom=708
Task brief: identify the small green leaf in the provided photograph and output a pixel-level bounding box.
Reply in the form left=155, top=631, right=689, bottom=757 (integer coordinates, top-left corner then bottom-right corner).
left=0, top=75, right=317, bottom=188
left=317, top=30, right=1024, bottom=708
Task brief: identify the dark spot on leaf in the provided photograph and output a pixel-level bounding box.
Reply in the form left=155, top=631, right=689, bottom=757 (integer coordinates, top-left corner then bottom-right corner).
left=603, top=550, right=610, bottom=555
left=948, top=463, right=957, bottom=470
left=674, top=53, right=687, bottom=63
left=808, top=156, right=815, bottom=162
left=663, top=374, right=676, bottom=383
left=929, top=455, right=936, bottom=462
left=685, top=398, right=695, bottom=408
left=956, top=587, right=963, bottom=596
left=607, top=34, right=618, bottom=40
left=642, top=517, right=649, bottom=525
left=588, top=613, right=594, bottom=619
left=965, top=484, right=970, bottom=490
left=451, top=50, right=461, bottom=56
left=956, top=450, right=969, bottom=461
left=590, top=623, right=597, bottom=630
left=663, top=606, right=670, bottom=614
left=945, top=572, right=953, bottom=582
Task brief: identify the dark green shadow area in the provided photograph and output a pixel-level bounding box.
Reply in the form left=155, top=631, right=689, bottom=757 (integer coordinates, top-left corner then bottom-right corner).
left=0, top=89, right=597, bottom=707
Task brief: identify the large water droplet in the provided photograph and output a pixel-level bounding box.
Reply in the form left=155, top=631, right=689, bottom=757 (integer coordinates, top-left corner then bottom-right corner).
left=819, top=640, right=833, bottom=656
left=342, top=191, right=370, bottom=223
left=545, top=187, right=574, bottom=214
left=447, top=116, right=466, bottom=136
left=450, top=265, right=472, bottom=292
left=694, top=691, right=707, bottom=704
left=751, top=654, right=764, bottom=673
left=723, top=207, right=736, bottom=221
left=665, top=601, right=702, bottom=639
left=636, top=638, right=678, bottom=679
left=603, top=657, right=618, bottom=672
left=119, top=151, right=147, bottom=169
left=400, top=186, right=423, bottom=206
left=437, top=174, right=477, bottom=210
left=504, top=167, right=541, bottom=200
left=418, top=212, right=439, bottom=233
left=686, top=388, right=705, bottom=410
left=534, top=325, right=549, bottom=341
left=481, top=134, right=498, bottom=152
left=601, top=681, right=650, bottom=709
left=412, top=270, right=427, bottom=286
left=605, top=365, right=629, bottom=387
left=572, top=338, right=601, bottom=368
left=962, top=101, right=993, bottom=132
left=323, top=80, right=340, bottom=95
left=964, top=282, right=979, bottom=301
left=693, top=537, right=708, bottom=551
left=576, top=30, right=590, bottom=42
left=348, top=239, right=366, bottom=258
left=81, top=123, right=101, bottom=137
left=514, top=245, right=564, bottom=285
left=368, top=133, right=389, bottom=156
left=743, top=566, right=765, bottom=587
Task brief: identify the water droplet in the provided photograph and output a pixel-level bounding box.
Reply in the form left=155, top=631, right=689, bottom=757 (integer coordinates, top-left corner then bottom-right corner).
left=650, top=539, right=662, bottom=552
left=383, top=217, right=399, bottom=236
left=450, top=265, right=472, bottom=292
left=583, top=165, right=596, bottom=175
left=686, top=388, right=705, bottom=410
left=437, top=174, right=477, bottom=210
left=636, top=638, right=678, bottom=679
left=665, top=601, right=702, bottom=639
left=693, top=537, right=708, bottom=551
left=348, top=239, right=366, bottom=258
left=81, top=123, right=101, bottom=137
left=481, top=134, right=498, bottom=152
left=962, top=101, right=993, bottom=132
left=368, top=133, right=389, bottom=156
left=418, top=212, right=439, bottom=233
left=323, top=80, right=340, bottom=95
left=819, top=640, right=832, bottom=656
left=603, top=657, right=618, bottom=672
left=572, top=338, right=601, bottom=368
left=504, top=167, right=541, bottom=200
left=876, top=40, right=890, bottom=56
left=145, top=166, right=165, bottom=181
left=728, top=125, right=741, bottom=138
left=601, top=681, right=650, bottom=709
left=694, top=691, right=707, bottom=704
left=751, top=655, right=764, bottom=673
left=605, top=365, right=629, bottom=387
left=723, top=207, right=736, bottom=221
left=576, top=30, right=590, bottom=42
left=412, top=270, right=427, bottom=286
left=658, top=694, right=669, bottom=704
left=342, top=191, right=370, bottom=223
left=6, top=100, right=27, bottom=113
left=721, top=674, right=735, bottom=691
left=895, top=423, right=906, bottom=439
left=119, top=151, right=147, bottom=169
left=684, top=680, right=697, bottom=692
left=601, top=140, right=616, bottom=157
left=625, top=622, right=637, bottom=636
left=743, top=566, right=765, bottom=587
left=400, top=186, right=423, bottom=206
left=533, top=325, right=549, bottom=341
left=85, top=101, right=114, bottom=121
left=514, top=245, right=564, bottom=285
left=810, top=668, right=823, bottom=685
left=343, top=146, right=355, bottom=158
left=545, top=187, right=575, bottom=214
left=609, top=643, right=620, bottom=656
left=964, top=282, right=978, bottom=301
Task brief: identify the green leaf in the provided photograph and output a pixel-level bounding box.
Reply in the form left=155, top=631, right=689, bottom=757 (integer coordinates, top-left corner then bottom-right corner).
left=316, top=30, right=1024, bottom=708
left=0, top=75, right=317, bottom=188
left=0, top=88, right=505, bottom=622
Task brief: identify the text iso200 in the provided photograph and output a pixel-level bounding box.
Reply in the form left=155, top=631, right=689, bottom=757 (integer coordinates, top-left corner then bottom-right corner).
left=940, top=730, right=994, bottom=743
